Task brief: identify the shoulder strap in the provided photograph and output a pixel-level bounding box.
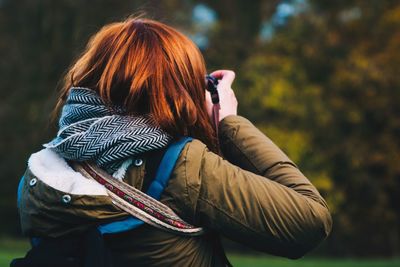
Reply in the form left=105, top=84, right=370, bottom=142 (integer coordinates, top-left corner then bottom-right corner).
left=73, top=137, right=203, bottom=236
left=146, top=137, right=192, bottom=199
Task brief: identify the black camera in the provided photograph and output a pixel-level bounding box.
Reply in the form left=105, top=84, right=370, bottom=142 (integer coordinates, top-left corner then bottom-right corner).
left=205, top=74, right=219, bottom=104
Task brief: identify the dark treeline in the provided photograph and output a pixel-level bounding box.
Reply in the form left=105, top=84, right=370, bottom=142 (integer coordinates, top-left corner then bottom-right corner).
left=0, top=0, right=399, bottom=257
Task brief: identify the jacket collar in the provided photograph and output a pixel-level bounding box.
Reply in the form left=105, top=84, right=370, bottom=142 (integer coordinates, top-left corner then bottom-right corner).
left=28, top=148, right=108, bottom=196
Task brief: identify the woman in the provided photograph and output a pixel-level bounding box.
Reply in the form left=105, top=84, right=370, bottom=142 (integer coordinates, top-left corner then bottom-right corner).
left=15, top=17, right=332, bottom=267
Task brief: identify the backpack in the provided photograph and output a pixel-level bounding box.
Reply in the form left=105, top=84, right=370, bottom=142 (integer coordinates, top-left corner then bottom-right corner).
left=11, top=137, right=207, bottom=267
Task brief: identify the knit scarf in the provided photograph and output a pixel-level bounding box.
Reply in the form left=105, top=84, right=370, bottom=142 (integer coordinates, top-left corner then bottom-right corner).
left=44, top=87, right=172, bottom=176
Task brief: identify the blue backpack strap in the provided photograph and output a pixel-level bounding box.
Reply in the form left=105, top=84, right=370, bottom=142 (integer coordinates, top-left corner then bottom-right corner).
left=97, top=216, right=143, bottom=234
left=17, top=176, right=25, bottom=209
left=98, top=137, right=193, bottom=234
left=146, top=137, right=193, bottom=199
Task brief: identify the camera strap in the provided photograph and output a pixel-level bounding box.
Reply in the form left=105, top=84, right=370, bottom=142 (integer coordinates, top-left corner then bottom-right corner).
left=70, top=138, right=204, bottom=237
left=212, top=102, right=221, bottom=136
left=206, top=75, right=221, bottom=136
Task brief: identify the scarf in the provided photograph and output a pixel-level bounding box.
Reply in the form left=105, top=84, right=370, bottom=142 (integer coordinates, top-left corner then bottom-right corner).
left=44, top=87, right=172, bottom=176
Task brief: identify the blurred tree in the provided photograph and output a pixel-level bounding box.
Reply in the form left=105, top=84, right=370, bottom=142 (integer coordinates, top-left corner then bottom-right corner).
left=237, top=0, right=400, bottom=257
left=201, top=0, right=280, bottom=69
left=1, top=0, right=399, bottom=258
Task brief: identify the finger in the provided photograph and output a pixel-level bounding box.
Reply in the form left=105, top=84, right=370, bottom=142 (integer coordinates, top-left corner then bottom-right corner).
left=209, top=70, right=225, bottom=79
left=209, top=70, right=234, bottom=80
left=220, top=70, right=235, bottom=86
left=210, top=70, right=235, bottom=86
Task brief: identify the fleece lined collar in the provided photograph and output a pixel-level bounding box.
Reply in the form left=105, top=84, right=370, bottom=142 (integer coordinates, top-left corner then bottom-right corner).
left=28, top=148, right=108, bottom=196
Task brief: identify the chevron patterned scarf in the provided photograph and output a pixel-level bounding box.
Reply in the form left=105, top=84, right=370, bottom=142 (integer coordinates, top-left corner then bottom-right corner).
left=44, top=87, right=172, bottom=174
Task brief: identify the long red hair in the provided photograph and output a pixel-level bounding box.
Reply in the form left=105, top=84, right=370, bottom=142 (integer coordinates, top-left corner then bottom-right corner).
left=55, top=17, right=218, bottom=153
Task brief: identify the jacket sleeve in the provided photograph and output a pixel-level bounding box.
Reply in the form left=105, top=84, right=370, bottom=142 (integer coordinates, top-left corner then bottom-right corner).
left=187, top=115, right=332, bottom=259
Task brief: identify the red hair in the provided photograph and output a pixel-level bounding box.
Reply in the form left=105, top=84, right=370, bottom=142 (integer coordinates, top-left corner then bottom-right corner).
left=55, top=17, right=218, bottom=153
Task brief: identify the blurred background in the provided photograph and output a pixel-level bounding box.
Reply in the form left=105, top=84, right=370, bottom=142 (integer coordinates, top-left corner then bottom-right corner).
left=0, top=0, right=399, bottom=265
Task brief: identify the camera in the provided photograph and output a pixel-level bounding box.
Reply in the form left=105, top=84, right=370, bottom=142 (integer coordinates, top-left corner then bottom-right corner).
left=205, top=74, right=219, bottom=104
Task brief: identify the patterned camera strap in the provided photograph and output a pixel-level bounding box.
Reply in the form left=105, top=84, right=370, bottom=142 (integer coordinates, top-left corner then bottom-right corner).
left=72, top=161, right=204, bottom=236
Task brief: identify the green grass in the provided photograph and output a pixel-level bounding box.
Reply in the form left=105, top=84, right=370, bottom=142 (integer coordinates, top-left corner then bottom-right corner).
left=228, top=254, right=400, bottom=267
left=0, top=238, right=30, bottom=267
left=1, top=238, right=399, bottom=267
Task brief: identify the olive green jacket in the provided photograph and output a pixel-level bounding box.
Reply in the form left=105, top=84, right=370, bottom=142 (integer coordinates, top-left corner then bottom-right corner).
left=18, top=115, right=332, bottom=266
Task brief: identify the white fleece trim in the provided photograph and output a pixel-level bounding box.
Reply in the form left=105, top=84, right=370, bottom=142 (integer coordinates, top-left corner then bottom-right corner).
left=28, top=148, right=108, bottom=196
left=112, top=158, right=133, bottom=181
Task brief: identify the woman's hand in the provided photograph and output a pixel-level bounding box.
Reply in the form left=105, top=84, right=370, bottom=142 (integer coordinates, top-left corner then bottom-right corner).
left=205, top=70, right=238, bottom=122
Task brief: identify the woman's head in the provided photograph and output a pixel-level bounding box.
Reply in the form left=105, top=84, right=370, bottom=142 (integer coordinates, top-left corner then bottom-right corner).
left=56, top=17, right=218, bottom=152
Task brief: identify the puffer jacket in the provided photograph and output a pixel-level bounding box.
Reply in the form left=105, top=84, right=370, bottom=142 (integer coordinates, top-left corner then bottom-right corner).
left=17, top=115, right=332, bottom=266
